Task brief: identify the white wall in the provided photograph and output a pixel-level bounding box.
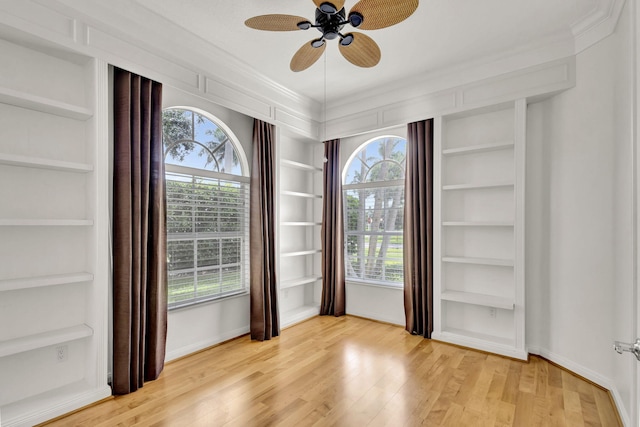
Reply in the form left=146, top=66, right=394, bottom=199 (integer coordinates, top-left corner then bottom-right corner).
left=526, top=1, right=635, bottom=422
left=162, top=86, right=254, bottom=362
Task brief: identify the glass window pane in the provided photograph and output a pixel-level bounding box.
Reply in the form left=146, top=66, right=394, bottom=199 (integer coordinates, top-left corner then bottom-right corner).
left=168, top=240, right=194, bottom=271
left=163, top=108, right=244, bottom=176
left=343, top=136, right=406, bottom=285
left=168, top=271, right=195, bottom=306
left=164, top=107, right=249, bottom=309
left=197, top=239, right=220, bottom=268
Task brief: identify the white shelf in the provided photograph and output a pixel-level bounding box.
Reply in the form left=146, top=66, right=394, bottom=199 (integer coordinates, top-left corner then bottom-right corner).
left=441, top=291, right=514, bottom=310
left=442, top=182, right=514, bottom=191
left=442, top=256, right=514, bottom=267
left=281, top=275, right=322, bottom=289
left=281, top=222, right=322, bottom=227
left=0, top=153, right=93, bottom=173
left=435, top=328, right=515, bottom=350
left=0, top=324, right=93, bottom=358
left=0, top=219, right=94, bottom=226
left=436, top=101, right=526, bottom=362
left=280, top=304, right=320, bottom=328
left=0, top=86, right=93, bottom=120
left=281, top=159, right=322, bottom=172
left=281, top=190, right=322, bottom=199
left=442, top=221, right=514, bottom=227
left=280, top=249, right=322, bottom=258
left=442, top=142, right=514, bottom=156
left=0, top=272, right=93, bottom=292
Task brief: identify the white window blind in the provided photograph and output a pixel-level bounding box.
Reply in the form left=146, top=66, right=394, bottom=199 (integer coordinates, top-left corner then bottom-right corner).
left=166, top=171, right=249, bottom=308
left=344, top=184, right=404, bottom=285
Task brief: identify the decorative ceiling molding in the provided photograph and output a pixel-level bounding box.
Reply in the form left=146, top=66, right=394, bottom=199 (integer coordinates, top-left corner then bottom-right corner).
left=572, top=0, right=627, bottom=53
left=0, top=0, right=629, bottom=136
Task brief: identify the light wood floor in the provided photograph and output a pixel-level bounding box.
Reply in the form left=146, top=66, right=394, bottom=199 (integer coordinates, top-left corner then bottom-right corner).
left=41, top=315, right=621, bottom=426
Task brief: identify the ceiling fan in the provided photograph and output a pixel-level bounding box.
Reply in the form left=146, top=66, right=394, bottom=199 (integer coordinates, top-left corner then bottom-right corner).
left=245, top=0, right=419, bottom=72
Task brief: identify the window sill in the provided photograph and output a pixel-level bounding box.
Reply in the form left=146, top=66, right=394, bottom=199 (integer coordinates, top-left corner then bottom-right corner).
left=168, top=290, right=249, bottom=312
left=345, top=279, right=403, bottom=290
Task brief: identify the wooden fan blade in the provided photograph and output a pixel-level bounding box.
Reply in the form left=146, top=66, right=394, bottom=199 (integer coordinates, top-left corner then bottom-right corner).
left=290, top=41, right=326, bottom=72
left=339, top=33, right=381, bottom=68
left=313, top=0, right=346, bottom=12
left=349, top=0, right=418, bottom=30
left=245, top=14, right=310, bottom=31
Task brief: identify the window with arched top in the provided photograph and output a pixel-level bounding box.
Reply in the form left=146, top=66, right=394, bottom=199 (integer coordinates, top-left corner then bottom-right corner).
left=343, top=136, right=406, bottom=286
left=163, top=107, right=249, bottom=309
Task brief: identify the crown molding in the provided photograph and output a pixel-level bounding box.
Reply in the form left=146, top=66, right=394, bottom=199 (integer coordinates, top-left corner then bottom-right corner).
left=24, top=0, right=323, bottom=132
left=572, top=0, right=627, bottom=53
left=0, top=0, right=627, bottom=138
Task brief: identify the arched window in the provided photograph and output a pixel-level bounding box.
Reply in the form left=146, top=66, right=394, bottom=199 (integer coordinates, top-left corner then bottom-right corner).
left=163, top=107, right=249, bottom=308
left=343, top=136, right=406, bottom=285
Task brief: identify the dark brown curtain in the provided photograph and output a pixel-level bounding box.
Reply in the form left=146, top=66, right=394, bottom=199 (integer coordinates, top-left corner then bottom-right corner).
left=404, top=119, right=434, bottom=338
left=320, top=139, right=345, bottom=316
left=112, top=67, right=167, bottom=395
left=250, top=119, right=280, bottom=341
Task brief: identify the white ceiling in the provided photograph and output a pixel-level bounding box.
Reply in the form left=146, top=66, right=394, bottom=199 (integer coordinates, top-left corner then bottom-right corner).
left=124, top=0, right=599, bottom=105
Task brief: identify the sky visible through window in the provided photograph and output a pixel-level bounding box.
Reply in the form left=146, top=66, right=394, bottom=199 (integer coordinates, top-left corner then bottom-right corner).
left=163, top=109, right=242, bottom=176
left=344, top=137, right=405, bottom=185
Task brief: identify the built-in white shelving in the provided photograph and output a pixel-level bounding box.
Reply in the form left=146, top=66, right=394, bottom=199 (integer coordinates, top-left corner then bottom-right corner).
left=442, top=182, right=514, bottom=191
left=0, top=219, right=94, bottom=226
left=0, top=86, right=93, bottom=120
left=442, top=221, right=514, bottom=227
left=433, top=100, right=526, bottom=360
left=280, top=249, right=322, bottom=258
left=280, top=275, right=322, bottom=290
left=281, top=304, right=322, bottom=326
left=277, top=131, right=323, bottom=327
left=440, top=290, right=514, bottom=310
left=281, top=190, right=322, bottom=199
left=442, top=141, right=514, bottom=156
left=280, top=159, right=323, bottom=172
left=0, top=272, right=93, bottom=292
left=0, top=324, right=93, bottom=358
left=438, top=327, right=514, bottom=348
left=0, top=37, right=110, bottom=426
left=0, top=153, right=93, bottom=173
left=442, top=256, right=514, bottom=267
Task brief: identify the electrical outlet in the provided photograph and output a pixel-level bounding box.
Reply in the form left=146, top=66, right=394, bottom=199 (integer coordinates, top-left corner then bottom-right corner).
left=489, top=308, right=497, bottom=318
left=56, top=345, right=68, bottom=363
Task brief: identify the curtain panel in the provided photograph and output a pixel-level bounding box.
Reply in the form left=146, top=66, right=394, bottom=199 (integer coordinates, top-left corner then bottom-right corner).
left=250, top=119, right=280, bottom=341
left=404, top=119, right=434, bottom=338
left=112, top=67, right=168, bottom=395
left=320, top=139, right=346, bottom=316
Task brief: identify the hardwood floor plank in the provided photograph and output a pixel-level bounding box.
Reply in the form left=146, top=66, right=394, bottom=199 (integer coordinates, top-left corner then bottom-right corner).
left=38, top=316, right=622, bottom=427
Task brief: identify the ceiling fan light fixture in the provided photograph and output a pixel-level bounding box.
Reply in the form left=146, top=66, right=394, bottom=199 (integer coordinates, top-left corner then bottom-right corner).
left=340, top=33, right=354, bottom=46
left=245, top=0, right=418, bottom=71
left=348, top=12, right=363, bottom=28
left=319, top=2, right=338, bottom=14
left=324, top=30, right=340, bottom=40
left=311, top=38, right=326, bottom=48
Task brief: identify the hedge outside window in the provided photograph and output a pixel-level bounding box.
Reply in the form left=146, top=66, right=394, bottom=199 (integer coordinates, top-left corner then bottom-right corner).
left=163, top=108, right=249, bottom=309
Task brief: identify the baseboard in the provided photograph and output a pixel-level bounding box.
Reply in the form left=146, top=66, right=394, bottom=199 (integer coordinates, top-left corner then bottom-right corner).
left=345, top=309, right=403, bottom=327
left=528, top=346, right=631, bottom=426
left=2, top=385, right=111, bottom=427
left=164, top=325, right=250, bottom=362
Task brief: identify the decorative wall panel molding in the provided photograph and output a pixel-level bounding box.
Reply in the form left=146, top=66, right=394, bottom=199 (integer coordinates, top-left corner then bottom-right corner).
left=325, top=57, right=575, bottom=139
